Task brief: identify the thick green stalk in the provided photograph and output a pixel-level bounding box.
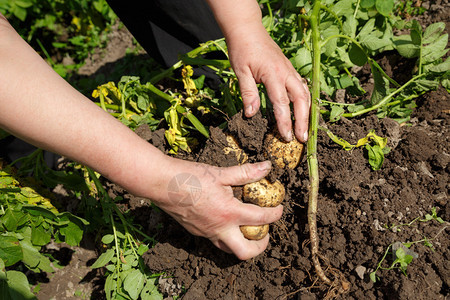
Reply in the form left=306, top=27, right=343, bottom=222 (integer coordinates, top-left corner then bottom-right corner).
left=308, top=0, right=332, bottom=285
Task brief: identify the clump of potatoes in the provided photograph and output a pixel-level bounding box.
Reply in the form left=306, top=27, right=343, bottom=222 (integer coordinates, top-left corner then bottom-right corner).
left=228, top=130, right=304, bottom=240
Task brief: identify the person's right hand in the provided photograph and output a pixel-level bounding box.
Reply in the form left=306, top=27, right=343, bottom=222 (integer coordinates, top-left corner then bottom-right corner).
left=148, top=158, right=283, bottom=260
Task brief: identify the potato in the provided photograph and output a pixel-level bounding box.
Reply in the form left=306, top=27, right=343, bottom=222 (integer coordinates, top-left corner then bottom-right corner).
left=243, top=178, right=285, bottom=207
left=240, top=224, right=269, bottom=240
left=265, top=131, right=304, bottom=169
left=224, top=132, right=287, bottom=241
left=224, top=134, right=248, bottom=164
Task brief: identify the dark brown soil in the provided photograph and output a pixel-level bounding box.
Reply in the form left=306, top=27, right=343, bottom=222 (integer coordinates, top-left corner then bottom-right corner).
left=134, top=82, right=449, bottom=299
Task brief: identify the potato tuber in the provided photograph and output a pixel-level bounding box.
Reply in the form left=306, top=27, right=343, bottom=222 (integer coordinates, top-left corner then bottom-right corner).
left=265, top=131, right=304, bottom=169
left=243, top=178, right=285, bottom=207
left=240, top=178, right=285, bottom=240
left=240, top=224, right=270, bottom=240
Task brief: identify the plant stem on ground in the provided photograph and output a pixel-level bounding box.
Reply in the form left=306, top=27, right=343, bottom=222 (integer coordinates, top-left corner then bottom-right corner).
left=307, top=0, right=332, bottom=285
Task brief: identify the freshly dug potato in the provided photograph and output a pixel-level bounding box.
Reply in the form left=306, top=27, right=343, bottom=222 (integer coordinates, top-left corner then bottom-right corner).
left=224, top=134, right=248, bottom=164
left=265, top=131, right=304, bottom=169
left=240, top=224, right=270, bottom=240
left=243, top=178, right=285, bottom=207
left=225, top=132, right=286, bottom=241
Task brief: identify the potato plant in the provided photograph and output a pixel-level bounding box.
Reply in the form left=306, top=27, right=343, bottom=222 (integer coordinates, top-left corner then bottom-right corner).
left=0, top=0, right=448, bottom=298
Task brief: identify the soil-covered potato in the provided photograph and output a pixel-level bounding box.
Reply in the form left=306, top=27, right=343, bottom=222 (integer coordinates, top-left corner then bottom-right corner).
left=243, top=178, right=285, bottom=207
left=224, top=134, right=248, bottom=164
left=265, top=131, right=304, bottom=169
left=240, top=224, right=269, bottom=240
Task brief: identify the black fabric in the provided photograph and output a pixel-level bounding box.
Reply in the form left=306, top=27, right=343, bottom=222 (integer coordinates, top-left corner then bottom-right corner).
left=107, top=0, right=224, bottom=67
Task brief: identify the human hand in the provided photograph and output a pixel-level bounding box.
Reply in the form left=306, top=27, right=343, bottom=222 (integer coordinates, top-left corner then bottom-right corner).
left=227, top=25, right=311, bottom=142
left=152, top=158, right=283, bottom=260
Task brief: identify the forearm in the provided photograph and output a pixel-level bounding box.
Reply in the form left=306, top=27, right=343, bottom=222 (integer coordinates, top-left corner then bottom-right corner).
left=206, top=0, right=265, bottom=40
left=0, top=15, right=169, bottom=199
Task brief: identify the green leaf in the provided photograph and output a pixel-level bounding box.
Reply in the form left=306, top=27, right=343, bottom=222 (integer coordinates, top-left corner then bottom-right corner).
left=329, top=106, right=345, bottom=122
left=423, top=22, right=446, bottom=44
left=123, top=269, right=145, bottom=300
left=360, top=0, right=375, bottom=9
left=366, top=144, right=384, bottom=170
left=349, top=43, right=367, bottom=66
left=361, top=34, right=392, bottom=51
left=322, top=25, right=340, bottom=57
left=19, top=240, right=53, bottom=273
left=137, top=244, right=149, bottom=256
left=369, top=271, right=377, bottom=282
left=62, top=222, right=83, bottom=246
left=294, top=47, right=312, bottom=76
left=193, top=75, right=205, bottom=90
left=12, top=5, right=27, bottom=21
left=15, top=0, right=33, bottom=8
left=343, top=15, right=357, bottom=38
left=105, top=273, right=117, bottom=300
left=31, top=225, right=51, bottom=246
left=357, top=18, right=375, bottom=39
left=422, top=34, right=449, bottom=64
left=428, top=57, right=450, bottom=73
left=102, top=234, right=115, bottom=245
left=91, top=248, right=115, bottom=269
left=375, top=0, right=394, bottom=16
left=3, top=270, right=36, bottom=299
left=370, top=62, right=389, bottom=105
left=184, top=111, right=209, bottom=138
left=393, top=35, right=420, bottom=58
left=22, top=205, right=57, bottom=220
left=0, top=235, right=22, bottom=267
left=2, top=210, right=27, bottom=232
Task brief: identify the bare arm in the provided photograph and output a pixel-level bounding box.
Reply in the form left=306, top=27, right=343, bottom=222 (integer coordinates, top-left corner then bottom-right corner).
left=0, top=15, right=282, bottom=260
left=206, top=0, right=311, bottom=142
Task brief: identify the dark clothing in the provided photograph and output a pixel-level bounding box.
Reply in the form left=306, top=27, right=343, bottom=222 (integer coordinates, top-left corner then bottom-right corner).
left=107, top=0, right=223, bottom=67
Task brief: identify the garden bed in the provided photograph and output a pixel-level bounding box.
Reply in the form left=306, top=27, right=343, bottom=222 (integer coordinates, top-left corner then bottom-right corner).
left=125, top=84, right=448, bottom=299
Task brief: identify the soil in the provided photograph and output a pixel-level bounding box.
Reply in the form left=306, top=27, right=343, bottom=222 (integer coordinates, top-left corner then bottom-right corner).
left=20, top=1, right=449, bottom=299
left=135, top=85, right=449, bottom=300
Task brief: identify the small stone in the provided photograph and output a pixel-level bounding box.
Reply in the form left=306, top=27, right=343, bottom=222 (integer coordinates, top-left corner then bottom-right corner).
left=355, top=265, right=366, bottom=280
left=356, top=209, right=361, bottom=218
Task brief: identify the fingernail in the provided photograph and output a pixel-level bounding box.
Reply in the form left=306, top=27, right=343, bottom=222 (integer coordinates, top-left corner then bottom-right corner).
left=245, top=105, right=253, bottom=116
left=284, top=130, right=293, bottom=142
left=258, top=161, right=272, bottom=171
left=303, top=131, right=308, bottom=142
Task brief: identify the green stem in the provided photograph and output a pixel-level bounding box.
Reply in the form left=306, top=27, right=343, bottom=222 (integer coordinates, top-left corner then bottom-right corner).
left=149, top=39, right=226, bottom=84
left=342, top=73, right=427, bottom=118
left=111, top=214, right=121, bottom=271
left=307, top=0, right=332, bottom=285
left=94, top=103, right=135, bottom=116
left=354, top=0, right=361, bottom=18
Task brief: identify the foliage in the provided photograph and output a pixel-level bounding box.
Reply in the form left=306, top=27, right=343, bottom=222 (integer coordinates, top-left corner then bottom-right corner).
left=85, top=168, right=163, bottom=300
left=262, top=0, right=448, bottom=123
left=321, top=128, right=390, bottom=170
left=370, top=207, right=448, bottom=282
left=0, top=160, right=88, bottom=297
left=0, top=0, right=117, bottom=78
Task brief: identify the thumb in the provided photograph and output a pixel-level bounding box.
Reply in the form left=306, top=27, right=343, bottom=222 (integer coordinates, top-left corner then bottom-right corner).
left=237, top=71, right=261, bottom=118
left=219, top=161, right=272, bottom=186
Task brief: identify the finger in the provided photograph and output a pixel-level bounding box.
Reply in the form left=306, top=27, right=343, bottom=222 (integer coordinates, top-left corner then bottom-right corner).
left=236, top=70, right=261, bottom=118
left=236, top=203, right=283, bottom=225
left=264, top=76, right=293, bottom=141
left=287, top=75, right=311, bottom=142
left=214, top=227, right=270, bottom=260
left=218, top=161, right=272, bottom=186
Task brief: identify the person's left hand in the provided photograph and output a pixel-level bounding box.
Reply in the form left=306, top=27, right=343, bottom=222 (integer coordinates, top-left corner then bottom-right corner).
left=226, top=25, right=311, bottom=143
